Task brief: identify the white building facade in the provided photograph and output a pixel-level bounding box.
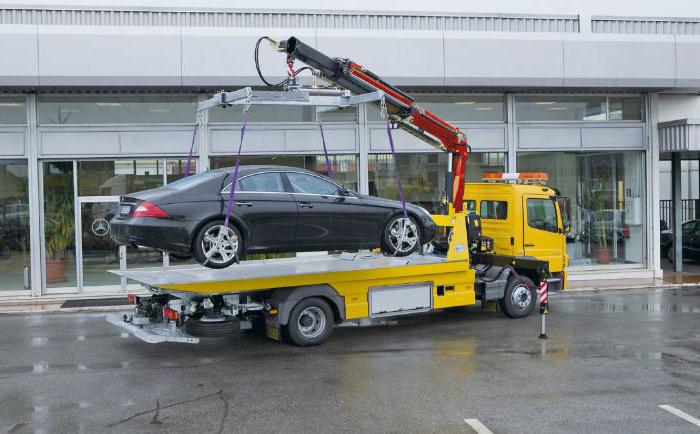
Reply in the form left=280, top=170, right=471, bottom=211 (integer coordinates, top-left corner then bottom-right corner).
left=1, top=1, right=700, bottom=297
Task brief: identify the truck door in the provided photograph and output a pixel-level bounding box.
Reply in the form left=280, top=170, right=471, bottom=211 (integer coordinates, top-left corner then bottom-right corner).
left=523, top=196, right=564, bottom=271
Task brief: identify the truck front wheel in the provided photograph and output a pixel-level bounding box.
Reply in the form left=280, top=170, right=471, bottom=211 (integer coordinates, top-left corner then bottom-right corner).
left=286, top=297, right=334, bottom=346
left=500, top=275, right=537, bottom=319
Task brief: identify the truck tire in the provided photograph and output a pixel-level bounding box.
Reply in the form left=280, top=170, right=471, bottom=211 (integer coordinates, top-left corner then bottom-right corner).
left=500, top=275, right=537, bottom=319
left=286, top=297, right=334, bottom=346
left=184, top=317, right=238, bottom=337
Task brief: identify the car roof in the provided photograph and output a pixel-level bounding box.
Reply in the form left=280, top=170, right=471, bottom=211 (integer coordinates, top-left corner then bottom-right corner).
left=211, top=165, right=322, bottom=177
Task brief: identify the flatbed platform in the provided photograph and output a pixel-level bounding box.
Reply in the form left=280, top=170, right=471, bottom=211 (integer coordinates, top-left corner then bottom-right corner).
left=111, top=252, right=467, bottom=295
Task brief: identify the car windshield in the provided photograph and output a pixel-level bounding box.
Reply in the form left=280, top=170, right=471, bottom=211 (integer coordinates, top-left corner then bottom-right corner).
left=166, top=171, right=219, bottom=190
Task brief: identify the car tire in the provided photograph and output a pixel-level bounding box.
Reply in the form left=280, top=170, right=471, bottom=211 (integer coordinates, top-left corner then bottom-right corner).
left=500, top=275, right=537, bottom=319
left=286, top=297, right=334, bottom=346
left=184, top=316, right=238, bottom=337
left=193, top=220, right=244, bottom=269
left=381, top=215, right=421, bottom=257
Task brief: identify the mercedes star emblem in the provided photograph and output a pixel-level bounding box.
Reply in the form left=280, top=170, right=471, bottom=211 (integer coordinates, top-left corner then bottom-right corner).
left=91, top=218, right=111, bottom=237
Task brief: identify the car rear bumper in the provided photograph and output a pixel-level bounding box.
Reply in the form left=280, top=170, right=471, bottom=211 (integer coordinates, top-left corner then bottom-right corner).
left=110, top=217, right=193, bottom=255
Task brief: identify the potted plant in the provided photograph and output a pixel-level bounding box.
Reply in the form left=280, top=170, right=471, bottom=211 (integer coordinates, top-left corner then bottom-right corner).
left=45, top=190, right=74, bottom=283
left=584, top=188, right=612, bottom=265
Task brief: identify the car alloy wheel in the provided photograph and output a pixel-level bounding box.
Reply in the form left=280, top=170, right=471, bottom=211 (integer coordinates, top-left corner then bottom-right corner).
left=388, top=217, right=419, bottom=254
left=201, top=225, right=239, bottom=265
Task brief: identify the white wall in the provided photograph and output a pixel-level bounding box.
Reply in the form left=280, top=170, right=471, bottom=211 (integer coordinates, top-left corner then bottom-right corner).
left=658, top=94, right=700, bottom=123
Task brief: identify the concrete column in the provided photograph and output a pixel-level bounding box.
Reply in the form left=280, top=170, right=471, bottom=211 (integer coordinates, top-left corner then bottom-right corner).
left=357, top=103, right=369, bottom=195
left=647, top=92, right=662, bottom=278
left=672, top=152, right=683, bottom=272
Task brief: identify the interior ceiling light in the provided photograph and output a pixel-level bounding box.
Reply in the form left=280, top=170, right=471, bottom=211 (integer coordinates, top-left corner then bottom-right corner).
left=474, top=107, right=494, bottom=111
left=0, top=103, right=22, bottom=107
left=96, top=102, right=122, bottom=107
left=534, top=101, right=556, bottom=105
left=148, top=108, right=171, bottom=113
left=454, top=101, right=476, bottom=105
left=547, top=107, right=568, bottom=110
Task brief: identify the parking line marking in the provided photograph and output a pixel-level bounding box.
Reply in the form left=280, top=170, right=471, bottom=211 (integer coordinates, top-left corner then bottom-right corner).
left=464, top=418, right=493, bottom=434
left=659, top=405, right=700, bottom=427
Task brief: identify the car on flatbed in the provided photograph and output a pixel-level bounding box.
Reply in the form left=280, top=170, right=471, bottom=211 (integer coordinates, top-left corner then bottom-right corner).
left=110, top=165, right=437, bottom=268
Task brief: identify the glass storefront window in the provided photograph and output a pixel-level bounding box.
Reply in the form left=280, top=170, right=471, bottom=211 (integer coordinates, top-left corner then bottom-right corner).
left=515, top=96, right=607, bottom=121
left=209, top=105, right=357, bottom=123
left=37, top=96, right=197, bottom=124
left=465, top=152, right=507, bottom=182
left=367, top=95, right=505, bottom=122
left=609, top=96, right=644, bottom=121
left=210, top=155, right=358, bottom=191
left=368, top=153, right=448, bottom=212
left=0, top=97, right=26, bottom=124
left=166, top=158, right=198, bottom=184
left=43, top=162, right=77, bottom=288
left=0, top=160, right=30, bottom=291
left=78, top=160, right=164, bottom=196
left=518, top=151, right=646, bottom=267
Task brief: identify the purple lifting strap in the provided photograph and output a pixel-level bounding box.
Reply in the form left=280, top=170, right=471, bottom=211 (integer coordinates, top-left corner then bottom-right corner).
left=223, top=110, right=249, bottom=229
left=184, top=121, right=198, bottom=177
left=385, top=119, right=409, bottom=221
left=317, top=119, right=332, bottom=178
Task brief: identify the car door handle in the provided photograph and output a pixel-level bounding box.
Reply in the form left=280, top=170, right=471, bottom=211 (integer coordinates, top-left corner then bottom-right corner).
left=235, top=201, right=253, bottom=207
left=297, top=202, right=314, bottom=209
left=524, top=243, right=535, bottom=247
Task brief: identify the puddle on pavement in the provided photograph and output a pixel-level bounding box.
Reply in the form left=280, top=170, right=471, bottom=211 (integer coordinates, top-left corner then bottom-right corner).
left=558, top=302, right=700, bottom=313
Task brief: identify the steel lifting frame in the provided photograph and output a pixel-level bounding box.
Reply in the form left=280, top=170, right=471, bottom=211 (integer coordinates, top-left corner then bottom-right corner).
left=197, top=86, right=385, bottom=114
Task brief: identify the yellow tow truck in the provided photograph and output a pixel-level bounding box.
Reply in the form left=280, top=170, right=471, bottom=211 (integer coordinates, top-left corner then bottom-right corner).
left=106, top=36, right=569, bottom=346
left=465, top=172, right=570, bottom=293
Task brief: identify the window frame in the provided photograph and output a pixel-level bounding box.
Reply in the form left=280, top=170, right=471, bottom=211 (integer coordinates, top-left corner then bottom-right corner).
left=513, top=94, right=644, bottom=123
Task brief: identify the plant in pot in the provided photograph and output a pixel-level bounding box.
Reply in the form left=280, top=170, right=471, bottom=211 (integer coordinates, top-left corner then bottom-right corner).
left=45, top=190, right=74, bottom=284
left=584, top=190, right=612, bottom=265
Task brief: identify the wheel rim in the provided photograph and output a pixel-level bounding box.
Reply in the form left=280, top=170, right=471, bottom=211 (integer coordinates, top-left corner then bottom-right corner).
left=297, top=306, right=326, bottom=339
left=511, top=284, right=532, bottom=310
left=388, top=218, right=419, bottom=254
left=201, top=225, right=239, bottom=265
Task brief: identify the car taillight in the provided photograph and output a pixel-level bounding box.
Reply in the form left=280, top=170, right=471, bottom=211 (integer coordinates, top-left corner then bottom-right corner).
left=163, top=307, right=179, bottom=321
left=127, top=294, right=139, bottom=305
left=132, top=201, right=169, bottom=218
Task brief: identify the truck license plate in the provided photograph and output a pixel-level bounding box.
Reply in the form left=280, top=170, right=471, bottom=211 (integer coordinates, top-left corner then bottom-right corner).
left=265, top=319, right=280, bottom=341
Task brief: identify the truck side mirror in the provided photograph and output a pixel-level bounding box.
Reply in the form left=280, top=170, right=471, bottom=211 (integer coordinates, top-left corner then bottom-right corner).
left=558, top=197, right=571, bottom=234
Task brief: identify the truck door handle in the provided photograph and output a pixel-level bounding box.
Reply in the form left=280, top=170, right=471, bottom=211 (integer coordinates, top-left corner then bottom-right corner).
left=297, top=202, right=314, bottom=209
left=235, top=201, right=253, bottom=207
left=524, top=243, right=535, bottom=247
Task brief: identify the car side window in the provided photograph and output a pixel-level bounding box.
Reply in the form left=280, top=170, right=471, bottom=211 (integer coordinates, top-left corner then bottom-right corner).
left=682, top=222, right=696, bottom=237
left=480, top=200, right=507, bottom=220
left=527, top=198, right=558, bottom=233
left=286, top=173, right=340, bottom=195
left=235, top=172, right=285, bottom=193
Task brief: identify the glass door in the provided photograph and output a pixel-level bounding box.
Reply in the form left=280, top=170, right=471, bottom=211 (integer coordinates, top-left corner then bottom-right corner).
left=77, top=196, right=123, bottom=290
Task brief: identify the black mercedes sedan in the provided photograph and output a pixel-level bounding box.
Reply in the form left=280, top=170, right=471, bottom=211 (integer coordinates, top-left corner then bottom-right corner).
left=110, top=165, right=436, bottom=268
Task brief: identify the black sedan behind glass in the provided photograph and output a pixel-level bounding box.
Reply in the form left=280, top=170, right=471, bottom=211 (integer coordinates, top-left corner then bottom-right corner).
left=110, top=165, right=436, bottom=268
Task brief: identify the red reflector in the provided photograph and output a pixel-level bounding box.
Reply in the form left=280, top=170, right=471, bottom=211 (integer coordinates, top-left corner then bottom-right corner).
left=163, top=307, right=179, bottom=321
left=132, top=201, right=169, bottom=218
left=127, top=294, right=139, bottom=305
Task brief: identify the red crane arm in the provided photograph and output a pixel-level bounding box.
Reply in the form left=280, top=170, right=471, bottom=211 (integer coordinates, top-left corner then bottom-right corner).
left=280, top=37, right=470, bottom=212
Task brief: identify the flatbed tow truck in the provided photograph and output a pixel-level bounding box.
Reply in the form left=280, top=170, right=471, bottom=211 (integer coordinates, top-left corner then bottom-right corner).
left=107, top=36, right=566, bottom=346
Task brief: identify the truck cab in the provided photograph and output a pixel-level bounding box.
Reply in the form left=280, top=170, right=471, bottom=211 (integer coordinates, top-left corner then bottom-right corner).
left=465, top=173, right=570, bottom=291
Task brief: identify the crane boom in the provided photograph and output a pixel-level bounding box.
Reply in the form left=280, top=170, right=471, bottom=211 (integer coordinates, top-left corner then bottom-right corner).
left=279, top=37, right=470, bottom=212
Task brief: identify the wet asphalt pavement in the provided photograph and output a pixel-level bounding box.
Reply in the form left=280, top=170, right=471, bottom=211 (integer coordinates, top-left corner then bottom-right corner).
left=1, top=287, right=699, bottom=434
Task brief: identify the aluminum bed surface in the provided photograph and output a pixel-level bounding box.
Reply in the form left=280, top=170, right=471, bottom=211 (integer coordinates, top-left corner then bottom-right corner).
left=110, top=252, right=465, bottom=294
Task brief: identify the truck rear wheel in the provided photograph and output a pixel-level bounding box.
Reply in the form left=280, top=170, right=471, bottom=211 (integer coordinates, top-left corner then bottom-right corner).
left=500, top=275, right=537, bottom=318
left=286, top=297, right=334, bottom=346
